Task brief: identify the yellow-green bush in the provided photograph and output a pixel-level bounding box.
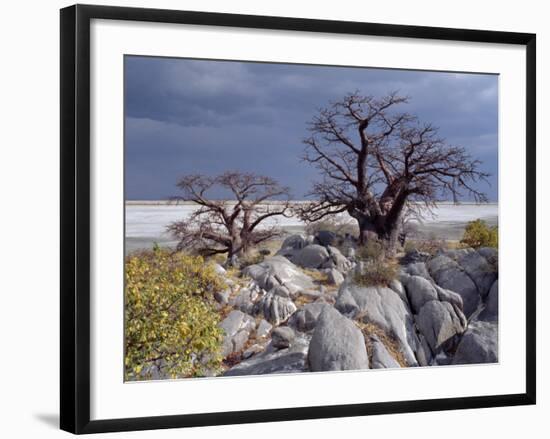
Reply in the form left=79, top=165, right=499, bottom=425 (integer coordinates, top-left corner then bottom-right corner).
left=460, top=219, right=498, bottom=249
left=125, top=248, right=226, bottom=381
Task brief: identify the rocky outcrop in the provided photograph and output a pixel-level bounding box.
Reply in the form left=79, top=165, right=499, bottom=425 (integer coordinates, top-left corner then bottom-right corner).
left=308, top=306, right=369, bottom=371
left=215, top=238, right=499, bottom=377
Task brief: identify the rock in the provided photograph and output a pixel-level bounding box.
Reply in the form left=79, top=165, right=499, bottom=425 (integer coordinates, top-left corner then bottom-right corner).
left=445, top=248, right=497, bottom=297
left=243, top=256, right=315, bottom=295
left=334, top=286, right=360, bottom=316
left=256, top=319, right=273, bottom=338
left=288, top=302, right=332, bottom=332
left=427, top=255, right=480, bottom=317
left=401, top=275, right=439, bottom=314
left=219, top=310, right=256, bottom=356
left=219, top=310, right=252, bottom=337
left=224, top=335, right=310, bottom=376
left=315, top=230, right=337, bottom=247
left=231, top=283, right=261, bottom=314
left=369, top=335, right=401, bottom=369
left=415, top=300, right=466, bottom=353
left=453, top=319, right=498, bottom=364
left=308, top=306, right=369, bottom=371
left=213, top=263, right=227, bottom=276
left=403, top=262, right=431, bottom=280
left=272, top=284, right=291, bottom=298
left=281, top=234, right=309, bottom=250
left=435, top=285, right=464, bottom=312
left=326, top=268, right=345, bottom=286
left=214, top=289, right=230, bottom=306
left=335, top=284, right=419, bottom=366
left=479, top=280, right=498, bottom=322
left=401, top=249, right=430, bottom=264
left=231, top=329, right=250, bottom=353
left=324, top=246, right=353, bottom=272
left=271, top=326, right=295, bottom=349
left=477, top=247, right=498, bottom=264
left=415, top=332, right=434, bottom=366
left=389, top=279, right=408, bottom=303
left=253, top=291, right=297, bottom=325
left=242, top=344, right=264, bottom=359
left=293, top=244, right=330, bottom=269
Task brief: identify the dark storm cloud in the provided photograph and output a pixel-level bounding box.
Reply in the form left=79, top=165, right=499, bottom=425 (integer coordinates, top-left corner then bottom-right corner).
left=125, top=56, right=498, bottom=201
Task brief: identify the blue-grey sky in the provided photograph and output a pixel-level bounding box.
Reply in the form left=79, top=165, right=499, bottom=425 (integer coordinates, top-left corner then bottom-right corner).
left=125, top=56, right=498, bottom=201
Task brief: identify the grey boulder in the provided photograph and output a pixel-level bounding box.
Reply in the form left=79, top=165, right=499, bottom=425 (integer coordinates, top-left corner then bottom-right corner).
left=271, top=326, right=295, bottom=349
left=308, top=306, right=369, bottom=371
left=224, top=334, right=310, bottom=376
left=453, top=319, right=498, bottom=364
left=243, top=256, right=315, bottom=296
left=315, top=230, right=338, bottom=247
left=253, top=291, right=297, bottom=326
left=443, top=248, right=497, bottom=297
left=288, top=302, right=332, bottom=332
left=369, top=335, right=401, bottom=369
left=293, top=244, right=330, bottom=269
left=427, top=255, right=480, bottom=317
left=335, top=284, right=419, bottom=366
left=219, top=310, right=256, bottom=357
left=479, top=280, right=498, bottom=322
left=255, top=319, right=273, bottom=338
left=326, top=268, right=345, bottom=286
left=415, top=300, right=466, bottom=353
left=401, top=275, right=439, bottom=314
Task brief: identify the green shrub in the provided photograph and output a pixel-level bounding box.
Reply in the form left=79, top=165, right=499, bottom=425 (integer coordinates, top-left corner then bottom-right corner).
left=460, top=219, right=498, bottom=249
left=125, top=248, right=225, bottom=381
left=353, top=260, right=398, bottom=287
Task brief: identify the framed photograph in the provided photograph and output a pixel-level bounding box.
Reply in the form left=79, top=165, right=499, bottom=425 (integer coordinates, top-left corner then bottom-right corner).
left=60, top=4, right=536, bottom=434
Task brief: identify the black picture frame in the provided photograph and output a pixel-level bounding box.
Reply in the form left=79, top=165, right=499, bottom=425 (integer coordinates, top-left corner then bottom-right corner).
left=60, top=4, right=536, bottom=434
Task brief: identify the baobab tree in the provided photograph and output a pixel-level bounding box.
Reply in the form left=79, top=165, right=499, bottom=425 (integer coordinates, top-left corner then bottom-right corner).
left=168, top=171, right=292, bottom=264
left=300, top=91, right=489, bottom=251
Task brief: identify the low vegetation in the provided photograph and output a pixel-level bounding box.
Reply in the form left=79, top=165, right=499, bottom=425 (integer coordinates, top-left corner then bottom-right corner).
left=125, top=247, right=225, bottom=381
left=353, top=260, right=398, bottom=287
left=354, top=238, right=398, bottom=287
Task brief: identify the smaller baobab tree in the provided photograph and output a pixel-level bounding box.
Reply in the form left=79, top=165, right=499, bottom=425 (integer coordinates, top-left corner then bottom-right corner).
left=168, top=171, right=292, bottom=265
left=300, top=91, right=489, bottom=253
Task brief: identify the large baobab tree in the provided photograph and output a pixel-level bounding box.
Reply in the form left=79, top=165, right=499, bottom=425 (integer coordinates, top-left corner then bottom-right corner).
left=300, top=91, right=489, bottom=251
left=168, top=171, right=291, bottom=264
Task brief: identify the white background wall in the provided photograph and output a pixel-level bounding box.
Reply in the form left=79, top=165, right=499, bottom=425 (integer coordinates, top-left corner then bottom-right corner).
left=0, top=0, right=546, bottom=437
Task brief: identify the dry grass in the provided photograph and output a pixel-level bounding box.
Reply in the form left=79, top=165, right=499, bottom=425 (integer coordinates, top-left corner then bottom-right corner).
left=294, top=294, right=316, bottom=307
left=353, top=260, right=399, bottom=288
left=301, top=268, right=331, bottom=285
left=356, top=321, right=408, bottom=367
